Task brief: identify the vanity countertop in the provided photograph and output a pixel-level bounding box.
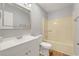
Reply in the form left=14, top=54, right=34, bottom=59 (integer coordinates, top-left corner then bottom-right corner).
left=0, top=35, right=42, bottom=51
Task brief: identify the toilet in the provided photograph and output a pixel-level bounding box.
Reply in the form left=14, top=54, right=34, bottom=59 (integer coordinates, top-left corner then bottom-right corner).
left=40, top=42, right=52, bottom=56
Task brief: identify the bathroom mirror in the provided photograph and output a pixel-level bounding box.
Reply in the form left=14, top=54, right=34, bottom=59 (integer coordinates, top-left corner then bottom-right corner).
left=0, top=3, right=31, bottom=29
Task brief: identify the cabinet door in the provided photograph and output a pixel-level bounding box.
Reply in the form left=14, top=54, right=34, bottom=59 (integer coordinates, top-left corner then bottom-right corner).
left=28, top=37, right=41, bottom=56
left=0, top=10, right=2, bottom=28
left=0, top=42, right=30, bottom=56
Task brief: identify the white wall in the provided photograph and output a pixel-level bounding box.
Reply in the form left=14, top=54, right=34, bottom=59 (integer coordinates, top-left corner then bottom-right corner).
left=73, top=4, right=79, bottom=55
left=0, top=29, right=30, bottom=38
left=48, top=6, right=73, bottom=20
left=31, top=4, right=47, bottom=36
left=73, top=4, right=79, bottom=19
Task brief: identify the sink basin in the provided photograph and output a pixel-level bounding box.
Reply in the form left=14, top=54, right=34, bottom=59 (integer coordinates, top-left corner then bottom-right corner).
left=16, top=36, right=23, bottom=39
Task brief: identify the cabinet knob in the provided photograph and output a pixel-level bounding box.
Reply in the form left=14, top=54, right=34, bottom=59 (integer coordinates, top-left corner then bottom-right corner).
left=77, top=43, right=79, bottom=45
left=28, top=50, right=31, bottom=53
left=25, top=52, right=28, bottom=55
left=25, top=50, right=31, bottom=55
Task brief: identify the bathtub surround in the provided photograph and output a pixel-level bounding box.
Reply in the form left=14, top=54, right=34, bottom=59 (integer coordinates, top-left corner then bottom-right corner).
left=43, top=5, right=75, bottom=55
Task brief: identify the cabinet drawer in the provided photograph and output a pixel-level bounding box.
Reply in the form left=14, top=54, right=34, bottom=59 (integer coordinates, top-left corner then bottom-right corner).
left=0, top=43, right=29, bottom=56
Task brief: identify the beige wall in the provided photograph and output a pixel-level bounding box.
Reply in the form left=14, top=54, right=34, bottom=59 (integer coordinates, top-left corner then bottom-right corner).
left=42, top=19, right=48, bottom=40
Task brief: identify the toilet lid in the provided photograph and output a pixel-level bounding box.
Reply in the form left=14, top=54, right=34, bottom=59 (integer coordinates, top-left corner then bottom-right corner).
left=40, top=42, right=52, bottom=49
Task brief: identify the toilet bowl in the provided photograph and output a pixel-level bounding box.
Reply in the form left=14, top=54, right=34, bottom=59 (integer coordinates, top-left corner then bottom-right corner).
left=40, top=42, right=52, bottom=56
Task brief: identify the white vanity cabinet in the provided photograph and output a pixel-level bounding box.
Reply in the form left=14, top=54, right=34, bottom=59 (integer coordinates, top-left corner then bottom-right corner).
left=0, top=36, right=42, bottom=56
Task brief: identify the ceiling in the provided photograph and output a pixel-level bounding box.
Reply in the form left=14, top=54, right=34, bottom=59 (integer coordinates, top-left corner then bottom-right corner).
left=38, top=3, right=73, bottom=13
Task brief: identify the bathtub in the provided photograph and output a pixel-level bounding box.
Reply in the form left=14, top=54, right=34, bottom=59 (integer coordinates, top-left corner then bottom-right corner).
left=44, top=40, right=75, bottom=55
